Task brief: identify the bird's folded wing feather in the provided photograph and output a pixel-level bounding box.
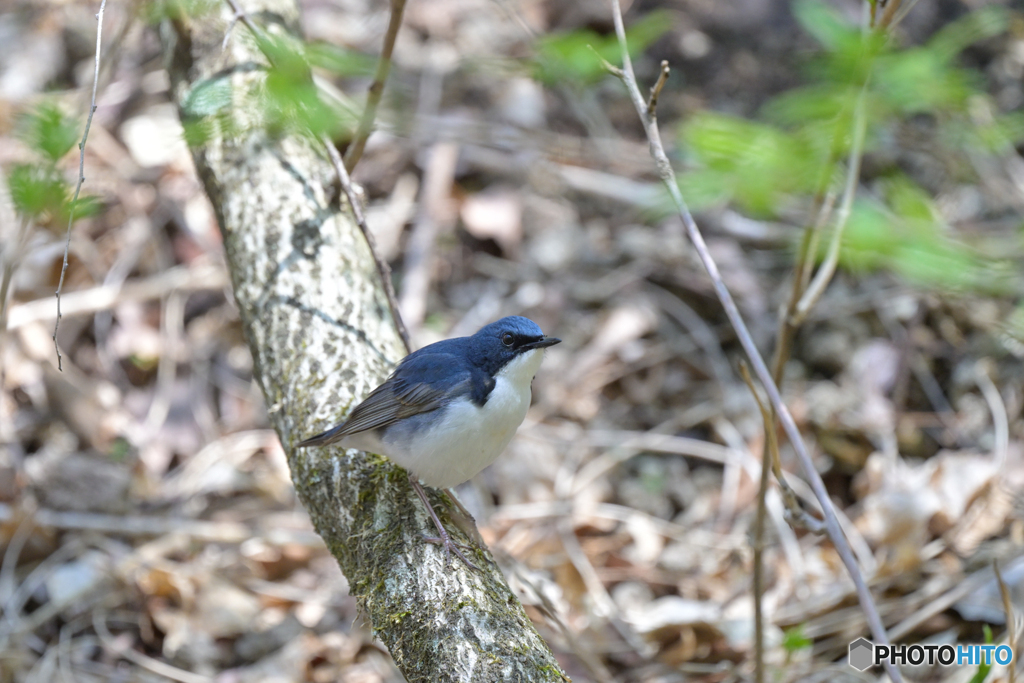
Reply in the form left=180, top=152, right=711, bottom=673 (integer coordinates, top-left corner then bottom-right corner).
left=299, top=353, right=494, bottom=446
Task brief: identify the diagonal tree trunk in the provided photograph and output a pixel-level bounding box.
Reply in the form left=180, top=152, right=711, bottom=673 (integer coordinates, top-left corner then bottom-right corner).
left=159, top=2, right=568, bottom=680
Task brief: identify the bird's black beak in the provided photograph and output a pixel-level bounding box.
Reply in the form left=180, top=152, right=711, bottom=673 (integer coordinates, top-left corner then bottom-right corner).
left=524, top=336, right=561, bottom=350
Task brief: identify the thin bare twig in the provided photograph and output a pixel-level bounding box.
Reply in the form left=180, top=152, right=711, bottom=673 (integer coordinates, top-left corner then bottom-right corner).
left=223, top=0, right=263, bottom=43
left=588, top=45, right=623, bottom=78
left=744, top=182, right=839, bottom=683
left=53, top=0, right=106, bottom=371
left=740, top=355, right=823, bottom=683
left=738, top=363, right=825, bottom=534
left=792, top=84, right=868, bottom=325
left=323, top=136, right=411, bottom=351
left=798, top=187, right=838, bottom=301
left=222, top=11, right=243, bottom=50
left=647, top=60, right=669, bottom=116
left=221, top=3, right=246, bottom=50
left=747, top=200, right=839, bottom=605
left=875, top=0, right=905, bottom=29
left=747, top=366, right=772, bottom=683
left=756, top=205, right=822, bottom=404
left=344, top=0, right=408, bottom=170
left=605, top=2, right=901, bottom=680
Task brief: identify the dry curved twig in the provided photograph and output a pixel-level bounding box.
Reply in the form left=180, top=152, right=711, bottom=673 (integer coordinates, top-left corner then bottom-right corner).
left=344, top=0, right=408, bottom=170
left=603, top=1, right=903, bottom=680
left=53, top=0, right=107, bottom=370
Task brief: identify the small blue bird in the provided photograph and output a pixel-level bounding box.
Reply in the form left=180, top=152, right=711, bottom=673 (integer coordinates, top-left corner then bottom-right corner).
left=298, top=316, right=560, bottom=567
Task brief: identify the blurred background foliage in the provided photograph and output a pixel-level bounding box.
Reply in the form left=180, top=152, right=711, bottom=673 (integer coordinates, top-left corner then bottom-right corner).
left=11, top=0, right=1016, bottom=303
left=675, top=2, right=1017, bottom=295
left=8, top=103, right=99, bottom=230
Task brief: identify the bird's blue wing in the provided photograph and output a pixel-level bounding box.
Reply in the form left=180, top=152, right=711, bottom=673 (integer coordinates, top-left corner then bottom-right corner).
left=297, top=352, right=494, bottom=446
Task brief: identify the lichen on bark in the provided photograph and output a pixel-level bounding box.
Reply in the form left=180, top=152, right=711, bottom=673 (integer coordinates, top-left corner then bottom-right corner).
left=159, top=1, right=568, bottom=680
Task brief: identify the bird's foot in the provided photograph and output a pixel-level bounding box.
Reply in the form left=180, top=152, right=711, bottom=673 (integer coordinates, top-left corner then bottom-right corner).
left=423, top=532, right=479, bottom=570
left=409, top=474, right=481, bottom=570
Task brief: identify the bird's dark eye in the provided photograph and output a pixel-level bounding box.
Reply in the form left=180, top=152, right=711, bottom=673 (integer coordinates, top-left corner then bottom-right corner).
left=501, top=332, right=515, bottom=347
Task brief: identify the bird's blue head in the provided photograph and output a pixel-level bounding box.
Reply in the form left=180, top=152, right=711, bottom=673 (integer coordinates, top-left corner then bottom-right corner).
left=470, top=316, right=560, bottom=377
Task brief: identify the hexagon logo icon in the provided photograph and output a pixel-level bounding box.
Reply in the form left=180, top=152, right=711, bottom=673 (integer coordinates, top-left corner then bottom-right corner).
left=849, top=638, right=874, bottom=671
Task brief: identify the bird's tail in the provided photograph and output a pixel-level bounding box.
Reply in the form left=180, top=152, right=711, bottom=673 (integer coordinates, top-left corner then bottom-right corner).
left=296, top=423, right=347, bottom=448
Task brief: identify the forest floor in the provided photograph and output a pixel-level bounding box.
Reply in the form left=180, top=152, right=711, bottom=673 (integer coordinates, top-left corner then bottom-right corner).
left=1, top=0, right=1023, bottom=681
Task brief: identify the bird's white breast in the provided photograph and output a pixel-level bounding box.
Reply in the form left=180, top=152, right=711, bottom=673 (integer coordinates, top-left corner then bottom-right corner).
left=377, top=348, right=546, bottom=488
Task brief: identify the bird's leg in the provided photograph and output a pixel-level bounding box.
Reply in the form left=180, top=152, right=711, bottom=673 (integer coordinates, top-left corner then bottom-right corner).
left=408, top=474, right=480, bottom=570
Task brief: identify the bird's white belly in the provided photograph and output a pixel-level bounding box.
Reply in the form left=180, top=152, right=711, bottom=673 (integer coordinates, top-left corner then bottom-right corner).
left=385, top=374, right=531, bottom=488
left=336, top=348, right=546, bottom=488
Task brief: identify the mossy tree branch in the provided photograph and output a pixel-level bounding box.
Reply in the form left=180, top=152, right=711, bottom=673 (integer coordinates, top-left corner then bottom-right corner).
left=158, top=1, right=567, bottom=680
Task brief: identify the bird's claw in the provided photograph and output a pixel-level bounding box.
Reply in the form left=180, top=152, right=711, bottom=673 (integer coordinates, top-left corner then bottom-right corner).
left=423, top=533, right=479, bottom=570
left=409, top=474, right=482, bottom=571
